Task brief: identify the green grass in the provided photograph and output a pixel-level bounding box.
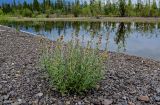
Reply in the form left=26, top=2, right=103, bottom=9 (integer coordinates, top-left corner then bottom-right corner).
left=1, top=15, right=160, bottom=23
left=40, top=35, right=107, bottom=94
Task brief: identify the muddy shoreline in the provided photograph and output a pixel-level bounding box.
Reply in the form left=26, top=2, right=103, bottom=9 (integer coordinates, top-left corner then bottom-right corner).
left=0, top=25, right=160, bottom=105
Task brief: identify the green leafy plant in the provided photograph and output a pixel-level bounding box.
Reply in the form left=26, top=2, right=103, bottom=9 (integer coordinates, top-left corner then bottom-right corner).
left=41, top=34, right=107, bottom=94
left=0, top=9, right=4, bottom=15
left=21, top=8, right=33, bottom=17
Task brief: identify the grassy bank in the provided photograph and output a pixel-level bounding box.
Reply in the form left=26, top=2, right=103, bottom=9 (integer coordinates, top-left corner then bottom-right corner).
left=1, top=16, right=160, bottom=23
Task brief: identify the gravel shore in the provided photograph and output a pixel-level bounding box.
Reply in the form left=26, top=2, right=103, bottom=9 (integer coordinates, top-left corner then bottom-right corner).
left=0, top=25, right=160, bottom=105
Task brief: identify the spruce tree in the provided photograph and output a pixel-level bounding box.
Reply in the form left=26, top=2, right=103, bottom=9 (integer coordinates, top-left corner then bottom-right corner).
left=33, top=0, right=40, bottom=12
left=119, top=0, right=126, bottom=17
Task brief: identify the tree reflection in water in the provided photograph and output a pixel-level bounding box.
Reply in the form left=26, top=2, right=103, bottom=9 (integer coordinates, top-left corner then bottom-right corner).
left=0, top=20, right=159, bottom=52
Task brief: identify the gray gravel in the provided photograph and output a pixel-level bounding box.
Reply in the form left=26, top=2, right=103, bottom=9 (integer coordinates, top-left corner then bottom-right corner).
left=0, top=25, right=160, bottom=105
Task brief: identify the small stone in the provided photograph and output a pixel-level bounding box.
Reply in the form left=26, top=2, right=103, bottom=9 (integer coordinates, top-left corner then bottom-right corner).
left=156, top=88, right=160, bottom=93
left=103, top=99, right=113, bottom=105
left=1, top=81, right=7, bottom=83
left=32, top=100, right=39, bottom=104
left=3, top=95, right=10, bottom=100
left=36, top=93, right=43, bottom=97
left=129, top=90, right=137, bottom=94
left=96, top=85, right=100, bottom=90
left=77, top=101, right=82, bottom=105
left=18, top=99, right=22, bottom=102
left=155, top=96, right=160, bottom=102
left=84, top=98, right=90, bottom=103
left=138, top=96, right=150, bottom=102
left=3, top=100, right=12, bottom=104
left=15, top=74, right=20, bottom=77
left=122, top=96, right=127, bottom=100
left=12, top=102, right=20, bottom=105
left=66, top=101, right=70, bottom=105
left=27, top=78, right=30, bottom=83
left=128, top=102, right=135, bottom=105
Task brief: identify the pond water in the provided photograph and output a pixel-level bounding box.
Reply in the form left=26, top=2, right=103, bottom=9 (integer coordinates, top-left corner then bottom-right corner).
left=0, top=21, right=160, bottom=61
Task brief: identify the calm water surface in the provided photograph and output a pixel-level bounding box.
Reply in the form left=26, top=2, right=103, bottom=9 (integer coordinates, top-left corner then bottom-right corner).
left=0, top=21, right=160, bottom=61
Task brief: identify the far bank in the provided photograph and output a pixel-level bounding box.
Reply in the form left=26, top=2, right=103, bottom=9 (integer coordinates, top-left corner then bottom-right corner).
left=1, top=16, right=160, bottom=23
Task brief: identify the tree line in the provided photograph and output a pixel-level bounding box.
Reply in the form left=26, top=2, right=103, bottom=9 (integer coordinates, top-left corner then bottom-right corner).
left=0, top=0, right=160, bottom=17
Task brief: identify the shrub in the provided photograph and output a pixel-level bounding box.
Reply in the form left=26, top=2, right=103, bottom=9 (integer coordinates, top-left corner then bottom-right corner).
left=81, top=7, right=91, bottom=16
left=41, top=34, right=107, bottom=94
left=0, top=9, right=3, bottom=15
left=21, top=8, right=33, bottom=17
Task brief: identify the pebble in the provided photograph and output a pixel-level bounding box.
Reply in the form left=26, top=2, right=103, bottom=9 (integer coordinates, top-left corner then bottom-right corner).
left=102, top=99, right=113, bottom=105
left=3, top=95, right=10, bottom=100
left=129, top=90, right=137, bottom=94
left=156, top=88, right=160, bottom=93
left=27, top=78, right=30, bottom=83
left=36, top=93, right=43, bottom=97
left=77, top=101, right=83, bottom=105
left=32, top=100, right=39, bottom=104
left=96, top=85, right=100, bottom=90
left=18, top=99, right=22, bottom=103
left=0, top=84, right=2, bottom=89
left=12, top=102, right=20, bottom=105
left=138, top=95, right=150, bottom=102
left=122, top=96, right=127, bottom=100
left=157, top=102, right=160, bottom=105
left=3, top=100, right=13, bottom=104
left=128, top=102, right=135, bottom=105
left=66, top=101, right=71, bottom=105
left=1, top=81, right=7, bottom=83
left=155, top=96, right=160, bottom=102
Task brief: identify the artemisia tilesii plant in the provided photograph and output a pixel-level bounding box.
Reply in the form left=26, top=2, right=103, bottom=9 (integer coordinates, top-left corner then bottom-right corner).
left=41, top=33, right=108, bottom=94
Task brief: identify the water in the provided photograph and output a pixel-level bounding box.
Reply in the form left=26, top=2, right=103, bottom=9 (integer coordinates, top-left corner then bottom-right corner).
left=0, top=21, right=160, bottom=61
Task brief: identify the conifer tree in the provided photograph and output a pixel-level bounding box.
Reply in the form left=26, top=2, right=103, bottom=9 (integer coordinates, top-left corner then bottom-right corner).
left=33, top=0, right=40, bottom=11
left=119, top=0, right=126, bottom=17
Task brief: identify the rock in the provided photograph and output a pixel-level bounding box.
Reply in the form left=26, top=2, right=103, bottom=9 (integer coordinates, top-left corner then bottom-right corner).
left=91, top=99, right=101, bottom=105
left=157, top=102, right=160, bottom=105
left=3, top=95, right=10, bottom=100
left=66, top=101, right=70, bottom=105
left=36, top=93, right=43, bottom=97
left=128, top=102, right=135, bottom=105
left=84, top=98, right=90, bottom=103
left=32, top=100, right=39, bottom=104
left=3, top=100, right=13, bottom=104
left=96, top=85, right=100, bottom=90
left=58, top=100, right=63, bottom=105
left=12, top=102, right=20, bottom=105
left=156, top=88, right=160, bottom=93
left=122, top=96, right=127, bottom=100
left=0, top=97, right=3, bottom=104
left=1, top=81, right=7, bottom=83
left=27, top=78, right=30, bottom=83
left=18, top=99, right=22, bottom=103
left=138, top=96, right=150, bottom=102
left=0, top=84, right=2, bottom=89
left=117, top=102, right=127, bottom=105
left=129, top=90, right=137, bottom=94
left=102, top=99, right=113, bottom=105
left=154, top=96, right=160, bottom=102
left=77, top=101, right=84, bottom=105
